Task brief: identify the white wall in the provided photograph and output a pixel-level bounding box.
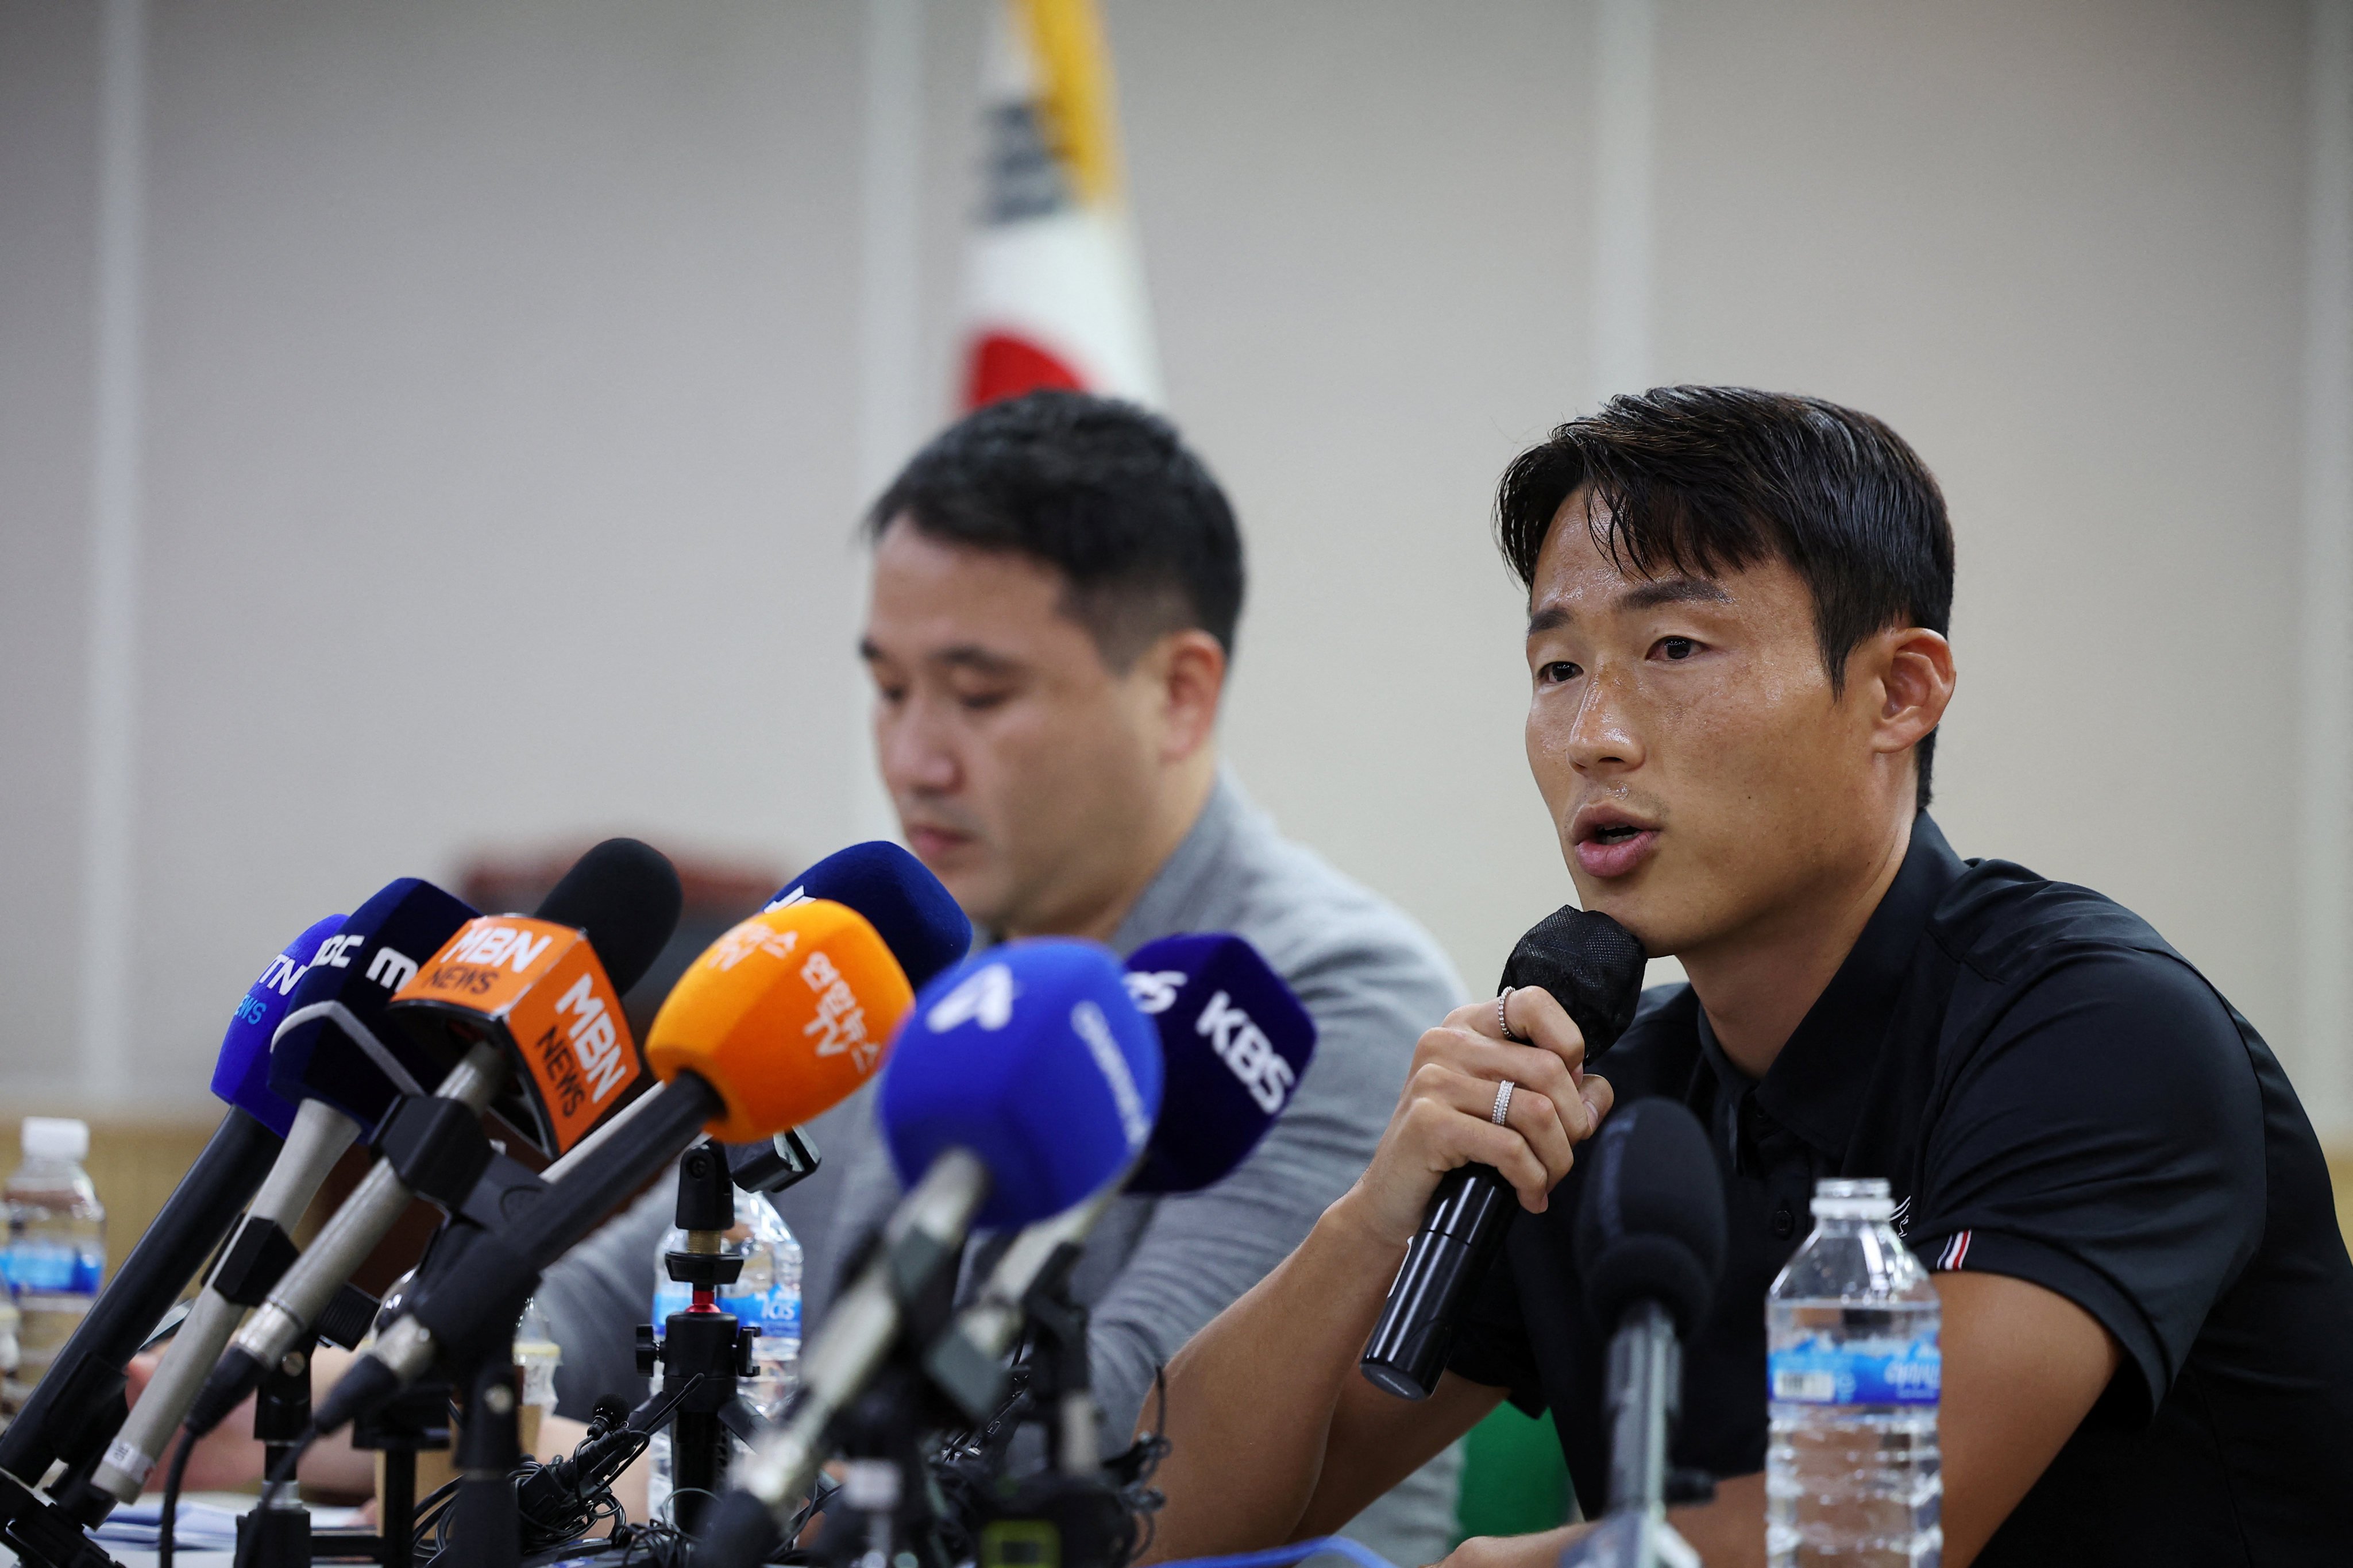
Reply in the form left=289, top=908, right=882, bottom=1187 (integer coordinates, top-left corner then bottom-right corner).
left=3, top=0, right=2346, bottom=1134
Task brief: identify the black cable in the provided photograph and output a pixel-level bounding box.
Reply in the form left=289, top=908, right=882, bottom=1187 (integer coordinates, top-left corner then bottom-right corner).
left=157, top=1423, right=197, bottom=1568
left=407, top=1475, right=461, bottom=1557
left=1124, top=1364, right=1174, bottom=1562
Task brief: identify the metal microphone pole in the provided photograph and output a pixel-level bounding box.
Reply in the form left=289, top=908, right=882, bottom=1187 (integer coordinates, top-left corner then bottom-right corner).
left=1604, top=1301, right=1679, bottom=1519
left=1563, top=1303, right=1708, bottom=1568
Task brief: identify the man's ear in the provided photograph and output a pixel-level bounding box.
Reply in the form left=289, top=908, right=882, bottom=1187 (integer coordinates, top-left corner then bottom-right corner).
left=1865, top=625, right=1956, bottom=760
left=1151, top=628, right=1227, bottom=763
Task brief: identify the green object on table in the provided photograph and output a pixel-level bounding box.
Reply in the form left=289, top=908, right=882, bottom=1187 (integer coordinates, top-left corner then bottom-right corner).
left=1453, top=1401, right=1574, bottom=1543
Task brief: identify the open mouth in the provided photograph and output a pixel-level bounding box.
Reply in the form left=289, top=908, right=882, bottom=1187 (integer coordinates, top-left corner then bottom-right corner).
left=904, top=822, right=976, bottom=860
left=1572, top=808, right=1660, bottom=879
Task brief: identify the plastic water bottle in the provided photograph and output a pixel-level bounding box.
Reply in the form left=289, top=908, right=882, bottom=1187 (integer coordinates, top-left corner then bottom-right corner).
left=646, top=1187, right=802, bottom=1518
left=1766, top=1177, right=1941, bottom=1567
left=512, top=1295, right=564, bottom=1452
left=0, top=1291, right=22, bottom=1431
left=2, top=1118, right=106, bottom=1408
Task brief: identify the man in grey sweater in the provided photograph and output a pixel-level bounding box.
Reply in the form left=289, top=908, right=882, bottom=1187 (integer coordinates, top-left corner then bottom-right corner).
left=535, top=392, right=1465, bottom=1566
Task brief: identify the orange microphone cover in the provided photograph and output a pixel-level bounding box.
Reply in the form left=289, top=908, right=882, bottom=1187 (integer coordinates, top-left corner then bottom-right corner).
left=387, top=916, right=653, bottom=1156
left=646, top=898, right=914, bottom=1144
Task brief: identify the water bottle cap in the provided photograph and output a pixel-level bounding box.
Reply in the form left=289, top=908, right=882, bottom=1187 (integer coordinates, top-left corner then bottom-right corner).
left=1810, top=1176, right=1893, bottom=1221
left=21, top=1117, right=89, bottom=1163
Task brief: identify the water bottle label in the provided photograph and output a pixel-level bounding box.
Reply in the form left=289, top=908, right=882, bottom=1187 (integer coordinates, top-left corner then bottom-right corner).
left=650, top=1281, right=799, bottom=1343
left=721, top=1288, right=800, bottom=1342
left=1768, top=1338, right=1941, bottom=1405
left=1, top=1241, right=102, bottom=1296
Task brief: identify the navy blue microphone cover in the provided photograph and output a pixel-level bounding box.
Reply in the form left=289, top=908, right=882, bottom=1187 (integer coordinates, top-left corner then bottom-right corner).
left=1572, top=1096, right=1726, bottom=1338
left=1121, top=933, right=1316, bottom=1195
left=1498, top=907, right=1648, bottom=1063
left=269, top=879, right=479, bottom=1126
left=765, top=841, right=971, bottom=990
left=210, top=913, right=347, bottom=1136
left=879, top=939, right=1162, bottom=1228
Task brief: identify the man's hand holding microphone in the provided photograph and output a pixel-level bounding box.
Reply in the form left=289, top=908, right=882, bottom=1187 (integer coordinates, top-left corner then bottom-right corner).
left=1141, top=907, right=1646, bottom=1565
left=1347, top=983, right=1615, bottom=1243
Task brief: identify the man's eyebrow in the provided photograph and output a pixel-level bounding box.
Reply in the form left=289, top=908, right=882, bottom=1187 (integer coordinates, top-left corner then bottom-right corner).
left=858, top=639, right=1024, bottom=677
left=1526, top=577, right=1733, bottom=637
left=1618, top=576, right=1733, bottom=612
left=931, top=643, right=1023, bottom=676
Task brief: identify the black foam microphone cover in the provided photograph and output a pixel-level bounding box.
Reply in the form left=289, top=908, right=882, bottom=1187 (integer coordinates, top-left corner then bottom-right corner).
left=1573, top=1096, right=1725, bottom=1336
left=1498, top=905, right=1648, bottom=1064
left=1359, top=906, right=1648, bottom=1400
left=535, top=837, right=683, bottom=995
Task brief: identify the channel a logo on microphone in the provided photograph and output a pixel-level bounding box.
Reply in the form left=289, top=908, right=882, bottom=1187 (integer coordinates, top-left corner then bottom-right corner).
left=1125, top=968, right=1296, bottom=1115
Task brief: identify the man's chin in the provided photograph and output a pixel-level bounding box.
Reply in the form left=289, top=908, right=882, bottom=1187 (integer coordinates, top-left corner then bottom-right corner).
left=920, top=858, right=1010, bottom=930
left=1564, top=866, right=1669, bottom=956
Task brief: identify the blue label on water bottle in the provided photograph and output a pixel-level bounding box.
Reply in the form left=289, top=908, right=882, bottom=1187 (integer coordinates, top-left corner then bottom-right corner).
left=1, top=1240, right=102, bottom=1297
left=651, top=1280, right=799, bottom=1343
left=1768, top=1335, right=1941, bottom=1405
left=718, top=1288, right=800, bottom=1342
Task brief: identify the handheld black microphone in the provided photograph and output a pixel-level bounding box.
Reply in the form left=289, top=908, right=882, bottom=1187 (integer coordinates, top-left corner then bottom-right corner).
left=1573, top=1098, right=1725, bottom=1528
left=1359, top=906, right=1646, bottom=1400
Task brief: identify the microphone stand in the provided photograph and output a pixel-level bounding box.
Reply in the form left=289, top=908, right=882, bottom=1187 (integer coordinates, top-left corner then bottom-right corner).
left=637, top=1141, right=764, bottom=1537
left=345, top=1377, right=449, bottom=1568
left=441, top=1357, right=523, bottom=1568
left=233, top=1336, right=318, bottom=1568
left=809, top=1368, right=954, bottom=1568
left=1605, top=1301, right=1677, bottom=1521
left=961, top=1284, right=1131, bottom=1568
left=1563, top=1301, right=1707, bottom=1568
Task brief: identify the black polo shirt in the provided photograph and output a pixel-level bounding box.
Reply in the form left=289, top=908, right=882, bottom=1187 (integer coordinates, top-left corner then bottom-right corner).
left=1448, top=814, right=2353, bottom=1563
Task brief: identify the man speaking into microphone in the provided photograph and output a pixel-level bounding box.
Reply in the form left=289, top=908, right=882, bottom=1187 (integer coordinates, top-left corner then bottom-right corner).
left=535, top=391, right=1467, bottom=1565
left=1144, top=387, right=2353, bottom=1566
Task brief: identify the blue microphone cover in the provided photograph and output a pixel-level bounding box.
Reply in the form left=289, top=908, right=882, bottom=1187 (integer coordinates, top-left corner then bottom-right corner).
left=210, top=914, right=348, bottom=1136
left=268, top=878, right=480, bottom=1127
left=1121, top=933, right=1317, bottom=1195
left=878, top=939, right=1162, bottom=1228
left=765, top=841, right=971, bottom=990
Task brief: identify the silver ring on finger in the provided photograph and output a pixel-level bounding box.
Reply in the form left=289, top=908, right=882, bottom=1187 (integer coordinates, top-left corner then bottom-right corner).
left=1491, top=1079, right=1517, bottom=1126
left=1498, top=987, right=1527, bottom=1042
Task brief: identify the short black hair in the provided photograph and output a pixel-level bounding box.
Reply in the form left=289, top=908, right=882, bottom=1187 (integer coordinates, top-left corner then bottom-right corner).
left=1495, top=387, right=1955, bottom=809
left=864, top=391, right=1244, bottom=667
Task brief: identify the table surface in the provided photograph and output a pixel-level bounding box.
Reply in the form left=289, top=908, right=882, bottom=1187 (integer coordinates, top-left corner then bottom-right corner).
left=2, top=1492, right=363, bottom=1568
